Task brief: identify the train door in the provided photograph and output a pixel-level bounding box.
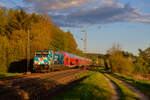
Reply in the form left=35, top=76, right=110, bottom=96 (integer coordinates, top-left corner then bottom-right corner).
left=64, top=54, right=70, bottom=68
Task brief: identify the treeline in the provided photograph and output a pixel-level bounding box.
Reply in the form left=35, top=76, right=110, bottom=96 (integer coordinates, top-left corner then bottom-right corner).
left=0, top=8, right=83, bottom=73
left=103, top=44, right=150, bottom=74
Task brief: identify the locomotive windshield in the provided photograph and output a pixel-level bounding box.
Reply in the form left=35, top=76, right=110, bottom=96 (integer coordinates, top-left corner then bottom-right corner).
left=35, top=54, right=42, bottom=57
left=35, top=54, right=48, bottom=57
left=43, top=51, right=49, bottom=57
left=35, top=51, right=49, bottom=57
left=42, top=54, right=48, bottom=57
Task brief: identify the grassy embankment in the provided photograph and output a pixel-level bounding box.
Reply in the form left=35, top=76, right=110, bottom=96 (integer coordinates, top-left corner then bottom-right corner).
left=0, top=73, right=23, bottom=78
left=112, top=74, right=150, bottom=98
left=105, top=74, right=139, bottom=100
left=54, top=71, right=111, bottom=100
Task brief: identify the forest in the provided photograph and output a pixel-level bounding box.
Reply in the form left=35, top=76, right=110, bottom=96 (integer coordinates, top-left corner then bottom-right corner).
left=0, top=8, right=83, bottom=73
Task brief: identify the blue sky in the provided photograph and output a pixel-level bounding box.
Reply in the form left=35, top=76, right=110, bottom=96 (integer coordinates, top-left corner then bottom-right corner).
left=0, top=0, right=150, bottom=55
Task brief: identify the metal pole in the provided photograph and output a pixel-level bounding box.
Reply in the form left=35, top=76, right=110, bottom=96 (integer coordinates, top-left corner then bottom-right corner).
left=26, top=29, right=31, bottom=74
left=82, top=30, right=87, bottom=53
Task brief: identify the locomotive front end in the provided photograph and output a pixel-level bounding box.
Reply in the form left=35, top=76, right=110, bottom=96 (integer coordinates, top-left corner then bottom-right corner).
left=33, top=50, right=52, bottom=72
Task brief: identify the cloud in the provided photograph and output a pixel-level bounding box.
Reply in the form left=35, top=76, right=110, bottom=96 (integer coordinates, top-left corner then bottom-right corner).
left=0, top=2, right=5, bottom=7
left=23, top=0, right=93, bottom=12
left=99, top=0, right=123, bottom=8
left=138, top=2, right=150, bottom=8
left=23, top=0, right=150, bottom=27
left=51, top=3, right=150, bottom=27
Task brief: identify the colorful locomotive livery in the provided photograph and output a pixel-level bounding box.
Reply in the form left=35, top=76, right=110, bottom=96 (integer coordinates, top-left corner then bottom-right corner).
left=33, top=50, right=92, bottom=72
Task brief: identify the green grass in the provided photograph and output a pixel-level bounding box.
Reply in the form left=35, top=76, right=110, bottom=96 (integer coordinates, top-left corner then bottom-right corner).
left=112, top=74, right=150, bottom=98
left=54, top=71, right=111, bottom=100
left=105, top=74, right=139, bottom=100
left=0, top=73, right=23, bottom=78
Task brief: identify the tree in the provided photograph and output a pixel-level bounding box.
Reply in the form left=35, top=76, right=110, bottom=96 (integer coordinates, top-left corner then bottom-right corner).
left=103, top=54, right=110, bottom=71
left=30, top=21, right=52, bottom=57
left=65, top=31, right=77, bottom=53
left=134, top=47, right=150, bottom=74
left=134, top=57, right=148, bottom=74
left=107, top=44, right=134, bottom=74
left=0, top=36, right=9, bottom=73
left=0, top=8, right=7, bottom=35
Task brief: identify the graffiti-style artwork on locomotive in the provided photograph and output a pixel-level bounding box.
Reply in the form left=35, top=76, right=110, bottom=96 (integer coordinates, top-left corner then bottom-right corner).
left=33, top=50, right=92, bottom=72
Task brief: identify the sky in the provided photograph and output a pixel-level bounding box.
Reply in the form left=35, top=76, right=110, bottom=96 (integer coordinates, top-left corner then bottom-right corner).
left=0, top=0, right=150, bottom=55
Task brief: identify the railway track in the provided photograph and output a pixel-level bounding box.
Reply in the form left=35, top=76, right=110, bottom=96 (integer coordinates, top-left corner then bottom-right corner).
left=42, top=69, right=81, bottom=80
left=0, top=69, right=81, bottom=81
left=0, top=69, right=86, bottom=100
left=0, top=74, right=31, bottom=81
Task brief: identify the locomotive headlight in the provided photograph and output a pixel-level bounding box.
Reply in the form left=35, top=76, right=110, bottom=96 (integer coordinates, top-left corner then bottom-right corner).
left=34, top=61, right=39, bottom=65
left=44, top=62, right=47, bottom=64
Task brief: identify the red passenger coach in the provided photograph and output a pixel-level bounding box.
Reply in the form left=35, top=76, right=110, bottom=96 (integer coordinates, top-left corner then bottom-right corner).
left=59, top=51, right=92, bottom=69
left=64, top=52, right=79, bottom=68
left=63, top=52, right=92, bottom=68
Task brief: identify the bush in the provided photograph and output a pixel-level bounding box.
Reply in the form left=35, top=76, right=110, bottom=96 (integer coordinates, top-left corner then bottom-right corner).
left=107, top=44, right=134, bottom=74
left=109, top=51, right=134, bottom=74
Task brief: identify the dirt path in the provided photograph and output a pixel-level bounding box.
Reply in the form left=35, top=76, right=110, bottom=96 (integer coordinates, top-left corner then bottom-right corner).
left=0, top=69, right=88, bottom=100
left=113, top=76, right=149, bottom=100
left=103, top=75, right=119, bottom=100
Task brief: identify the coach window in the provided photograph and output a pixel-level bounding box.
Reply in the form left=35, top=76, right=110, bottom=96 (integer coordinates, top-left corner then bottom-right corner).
left=66, top=58, right=69, bottom=62
left=76, top=59, right=78, bottom=63
left=70, top=62, right=75, bottom=65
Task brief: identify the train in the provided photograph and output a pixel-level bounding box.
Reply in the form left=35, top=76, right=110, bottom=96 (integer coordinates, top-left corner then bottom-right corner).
left=33, top=50, right=92, bottom=72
